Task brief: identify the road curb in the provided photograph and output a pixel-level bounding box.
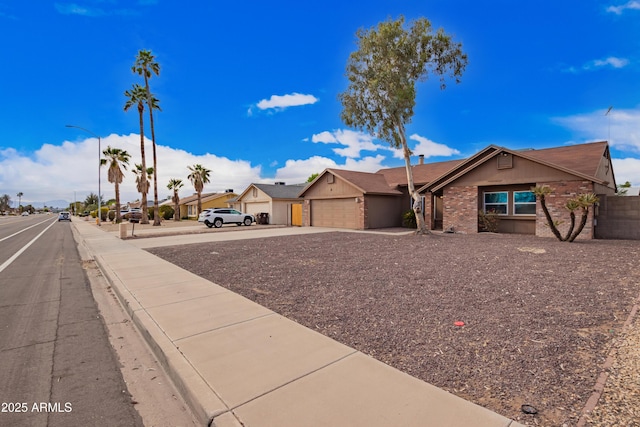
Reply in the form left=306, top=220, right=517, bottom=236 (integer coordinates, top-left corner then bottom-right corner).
left=73, top=222, right=236, bottom=427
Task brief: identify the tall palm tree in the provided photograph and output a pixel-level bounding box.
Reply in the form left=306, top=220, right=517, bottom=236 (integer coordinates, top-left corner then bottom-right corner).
left=132, top=50, right=161, bottom=226
left=134, top=164, right=154, bottom=223
left=16, top=192, right=23, bottom=213
left=187, top=164, right=211, bottom=216
left=100, top=146, right=131, bottom=223
left=167, top=178, right=184, bottom=221
left=124, top=84, right=150, bottom=224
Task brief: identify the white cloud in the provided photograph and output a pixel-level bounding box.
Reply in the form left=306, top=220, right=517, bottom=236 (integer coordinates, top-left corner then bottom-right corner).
left=562, top=56, right=630, bottom=73
left=273, top=155, right=387, bottom=183
left=311, top=129, right=386, bottom=158
left=606, top=1, right=640, bottom=14
left=593, top=57, right=629, bottom=68
left=256, top=92, right=318, bottom=111
left=552, top=107, right=640, bottom=152
left=0, top=134, right=262, bottom=206
left=553, top=107, right=640, bottom=186
left=612, top=158, right=640, bottom=186
left=391, top=134, right=461, bottom=159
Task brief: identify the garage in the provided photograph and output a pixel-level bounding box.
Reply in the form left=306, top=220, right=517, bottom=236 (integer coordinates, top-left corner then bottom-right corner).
left=244, top=202, right=270, bottom=217
left=311, top=198, right=358, bottom=228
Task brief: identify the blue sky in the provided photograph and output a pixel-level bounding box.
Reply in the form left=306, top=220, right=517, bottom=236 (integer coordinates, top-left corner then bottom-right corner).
left=1, top=0, right=639, bottom=206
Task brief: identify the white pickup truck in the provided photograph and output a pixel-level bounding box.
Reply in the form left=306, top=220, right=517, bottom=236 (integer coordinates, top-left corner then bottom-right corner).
left=198, top=208, right=255, bottom=228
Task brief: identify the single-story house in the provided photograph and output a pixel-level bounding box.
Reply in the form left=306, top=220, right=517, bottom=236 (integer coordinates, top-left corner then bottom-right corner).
left=299, top=141, right=618, bottom=239
left=178, top=191, right=237, bottom=219
left=234, top=182, right=306, bottom=225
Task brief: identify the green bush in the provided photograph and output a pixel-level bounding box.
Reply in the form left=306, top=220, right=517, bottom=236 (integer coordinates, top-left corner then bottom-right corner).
left=402, top=209, right=416, bottom=228
left=91, top=207, right=109, bottom=221
left=159, top=205, right=174, bottom=220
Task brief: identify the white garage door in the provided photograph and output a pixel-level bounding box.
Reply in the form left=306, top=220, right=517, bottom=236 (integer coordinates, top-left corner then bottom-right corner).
left=311, top=199, right=357, bottom=229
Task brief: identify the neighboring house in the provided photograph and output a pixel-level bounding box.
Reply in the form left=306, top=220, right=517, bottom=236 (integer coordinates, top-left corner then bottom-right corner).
left=179, top=191, right=237, bottom=219
left=617, top=186, right=640, bottom=196
left=300, top=141, right=618, bottom=240
left=235, top=182, right=306, bottom=225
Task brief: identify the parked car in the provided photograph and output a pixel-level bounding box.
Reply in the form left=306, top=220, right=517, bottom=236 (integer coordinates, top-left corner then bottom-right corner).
left=58, top=211, right=71, bottom=221
left=197, top=208, right=214, bottom=222
left=200, top=208, right=255, bottom=228
left=121, top=209, right=143, bottom=223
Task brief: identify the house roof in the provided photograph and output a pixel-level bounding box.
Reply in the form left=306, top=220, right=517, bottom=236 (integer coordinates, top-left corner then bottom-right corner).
left=328, top=169, right=403, bottom=195
left=518, top=141, right=608, bottom=178
left=298, top=169, right=403, bottom=197
left=376, top=159, right=465, bottom=187
left=250, top=183, right=307, bottom=199
left=419, top=141, right=614, bottom=193
left=179, top=192, right=235, bottom=206
left=301, top=141, right=615, bottom=198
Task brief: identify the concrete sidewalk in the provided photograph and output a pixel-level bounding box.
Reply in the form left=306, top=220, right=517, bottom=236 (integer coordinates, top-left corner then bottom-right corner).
left=73, top=220, right=524, bottom=427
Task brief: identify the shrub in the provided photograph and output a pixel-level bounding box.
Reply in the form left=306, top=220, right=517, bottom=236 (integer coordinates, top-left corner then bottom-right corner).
left=159, top=205, right=174, bottom=220
left=478, top=209, right=499, bottom=232
left=402, top=209, right=417, bottom=228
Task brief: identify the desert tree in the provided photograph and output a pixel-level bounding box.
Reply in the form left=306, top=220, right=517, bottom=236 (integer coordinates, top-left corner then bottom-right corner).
left=187, top=164, right=211, bottom=216
left=167, top=178, right=184, bottom=221
left=0, top=194, right=11, bottom=212
left=532, top=185, right=599, bottom=242
left=338, top=16, right=467, bottom=234
left=132, top=50, right=162, bottom=226
left=100, top=146, right=131, bottom=223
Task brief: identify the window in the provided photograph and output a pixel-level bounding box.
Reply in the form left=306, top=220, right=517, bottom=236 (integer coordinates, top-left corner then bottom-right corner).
left=513, top=191, right=536, bottom=215
left=484, top=192, right=507, bottom=214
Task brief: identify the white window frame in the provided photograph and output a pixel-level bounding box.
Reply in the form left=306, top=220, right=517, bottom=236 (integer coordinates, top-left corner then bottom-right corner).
left=513, top=190, right=536, bottom=215
left=483, top=191, right=508, bottom=215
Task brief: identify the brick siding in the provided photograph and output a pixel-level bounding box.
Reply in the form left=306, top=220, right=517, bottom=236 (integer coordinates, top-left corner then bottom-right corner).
left=535, top=181, right=595, bottom=240
left=443, top=185, right=478, bottom=233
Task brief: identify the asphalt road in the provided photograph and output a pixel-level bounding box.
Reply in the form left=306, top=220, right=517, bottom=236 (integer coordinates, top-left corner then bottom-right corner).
left=0, top=215, right=144, bottom=426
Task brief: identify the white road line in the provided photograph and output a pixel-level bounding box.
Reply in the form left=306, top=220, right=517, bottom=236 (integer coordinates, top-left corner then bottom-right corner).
left=0, top=218, right=54, bottom=242
left=0, top=219, right=57, bottom=274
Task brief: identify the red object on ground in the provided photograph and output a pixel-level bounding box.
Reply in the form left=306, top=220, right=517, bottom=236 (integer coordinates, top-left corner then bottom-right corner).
left=454, top=321, right=465, bottom=327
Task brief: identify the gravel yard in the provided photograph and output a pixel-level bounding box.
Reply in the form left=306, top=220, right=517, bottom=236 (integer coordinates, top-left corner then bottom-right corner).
left=148, top=231, right=640, bottom=426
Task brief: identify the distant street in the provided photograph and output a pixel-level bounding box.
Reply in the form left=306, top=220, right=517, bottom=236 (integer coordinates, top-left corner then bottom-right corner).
left=0, top=214, right=143, bottom=426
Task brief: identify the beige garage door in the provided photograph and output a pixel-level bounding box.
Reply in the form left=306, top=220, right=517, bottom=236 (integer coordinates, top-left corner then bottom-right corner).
left=311, top=199, right=357, bottom=229
left=244, top=202, right=270, bottom=217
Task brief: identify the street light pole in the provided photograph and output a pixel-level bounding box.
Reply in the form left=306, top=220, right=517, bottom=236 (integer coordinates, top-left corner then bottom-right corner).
left=66, top=125, right=102, bottom=226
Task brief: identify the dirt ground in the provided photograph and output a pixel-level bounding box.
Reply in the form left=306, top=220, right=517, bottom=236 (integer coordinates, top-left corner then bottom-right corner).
left=147, top=231, right=640, bottom=426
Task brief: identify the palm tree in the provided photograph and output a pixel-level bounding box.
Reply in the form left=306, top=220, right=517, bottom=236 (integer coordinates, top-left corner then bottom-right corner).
left=17, top=192, right=23, bottom=213
left=100, top=146, right=131, bottom=223
left=134, top=164, right=154, bottom=223
left=167, top=178, right=184, bottom=221
left=187, top=164, right=211, bottom=216
left=124, top=84, right=150, bottom=224
left=132, top=50, right=161, bottom=226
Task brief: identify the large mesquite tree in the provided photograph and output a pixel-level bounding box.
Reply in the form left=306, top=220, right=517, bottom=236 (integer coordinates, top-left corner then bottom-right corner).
left=339, top=16, right=467, bottom=234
